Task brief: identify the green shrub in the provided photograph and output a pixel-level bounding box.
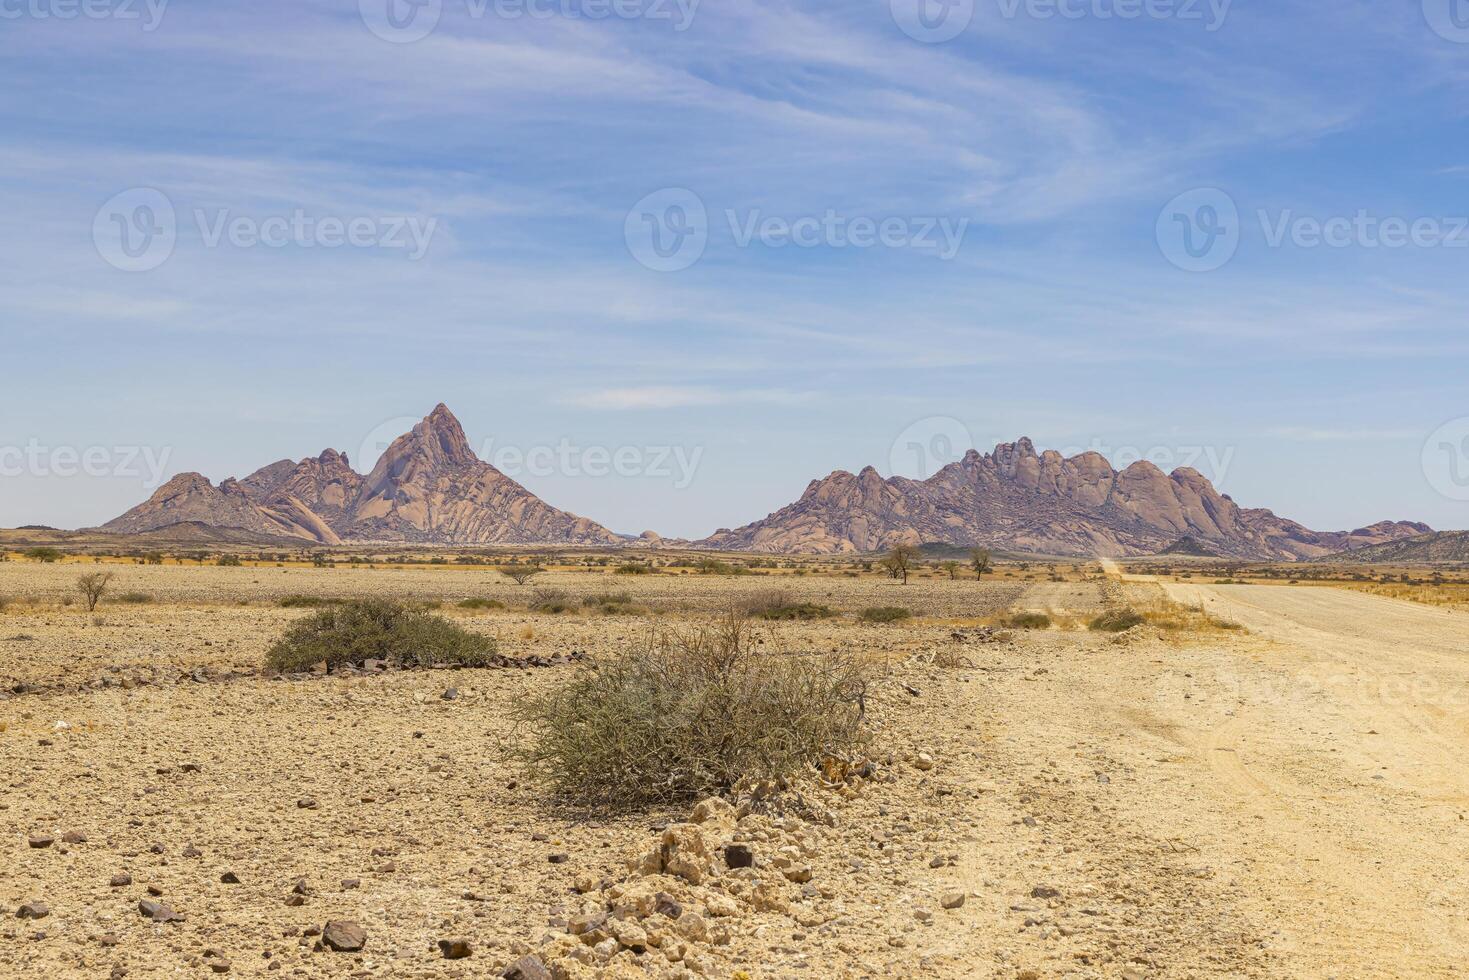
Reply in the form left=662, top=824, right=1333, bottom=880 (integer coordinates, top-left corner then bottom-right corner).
left=583, top=593, right=647, bottom=616
left=115, top=592, right=154, bottom=605
left=515, top=612, right=870, bottom=811
left=1088, top=609, right=1146, bottom=633
left=266, top=599, right=497, bottom=673
left=529, top=588, right=574, bottom=614
left=24, top=547, right=62, bottom=563
left=278, top=594, right=342, bottom=609
left=1003, top=611, right=1051, bottom=629
left=457, top=597, right=506, bottom=610
left=614, top=563, right=655, bottom=575
left=755, top=602, right=835, bottom=621
left=859, top=606, right=912, bottom=624
left=216, top=555, right=243, bottom=567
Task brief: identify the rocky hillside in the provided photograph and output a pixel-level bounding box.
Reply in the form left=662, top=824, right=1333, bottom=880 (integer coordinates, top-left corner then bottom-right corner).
left=1322, top=530, right=1469, bottom=564
left=102, top=406, right=622, bottom=547
left=698, top=439, right=1429, bottom=560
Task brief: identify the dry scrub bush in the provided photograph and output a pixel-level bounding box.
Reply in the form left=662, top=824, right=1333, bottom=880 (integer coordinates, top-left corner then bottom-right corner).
left=76, top=572, right=113, bottom=612
left=499, top=566, right=545, bottom=586
left=860, top=606, right=912, bottom=624
left=266, top=599, right=497, bottom=672
left=1088, top=609, right=1146, bottom=632
left=1003, top=611, right=1052, bottom=629
left=515, top=610, right=870, bottom=812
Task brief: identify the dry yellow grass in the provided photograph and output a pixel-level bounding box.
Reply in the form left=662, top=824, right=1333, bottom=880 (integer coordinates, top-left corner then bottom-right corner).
left=1336, top=581, right=1469, bottom=613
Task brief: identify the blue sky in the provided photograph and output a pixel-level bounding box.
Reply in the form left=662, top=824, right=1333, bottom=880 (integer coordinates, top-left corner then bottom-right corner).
left=3, top=0, right=1468, bottom=538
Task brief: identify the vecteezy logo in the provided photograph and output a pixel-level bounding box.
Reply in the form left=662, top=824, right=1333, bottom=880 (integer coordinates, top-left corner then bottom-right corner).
left=359, top=0, right=442, bottom=43
left=624, top=188, right=708, bottom=272
left=1423, top=417, right=1469, bottom=501
left=1156, top=187, right=1239, bottom=272
left=890, top=0, right=974, bottom=42
left=1424, top=0, right=1469, bottom=42
left=93, top=187, right=177, bottom=272
left=889, top=416, right=974, bottom=480
left=357, top=416, right=421, bottom=473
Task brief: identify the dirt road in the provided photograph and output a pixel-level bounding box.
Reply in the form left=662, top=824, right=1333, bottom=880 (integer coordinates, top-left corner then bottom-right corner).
left=933, top=575, right=1469, bottom=977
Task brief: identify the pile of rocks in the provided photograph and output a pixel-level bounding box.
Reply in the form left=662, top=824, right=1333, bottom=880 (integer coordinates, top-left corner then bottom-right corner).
left=502, top=794, right=845, bottom=979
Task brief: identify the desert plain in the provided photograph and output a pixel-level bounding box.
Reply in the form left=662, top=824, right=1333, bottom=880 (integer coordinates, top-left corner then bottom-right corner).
left=1, top=554, right=1468, bottom=978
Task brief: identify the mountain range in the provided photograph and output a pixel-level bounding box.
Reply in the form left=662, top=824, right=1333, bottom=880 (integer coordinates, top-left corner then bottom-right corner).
left=100, top=406, right=1430, bottom=560
left=102, top=405, right=621, bottom=547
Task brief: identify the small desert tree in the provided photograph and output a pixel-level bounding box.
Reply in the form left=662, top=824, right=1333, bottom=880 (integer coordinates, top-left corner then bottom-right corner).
left=970, top=547, right=992, bottom=580
left=941, top=560, right=960, bottom=580
left=76, top=572, right=114, bottom=612
left=500, top=565, right=545, bottom=586
left=881, top=544, right=916, bottom=585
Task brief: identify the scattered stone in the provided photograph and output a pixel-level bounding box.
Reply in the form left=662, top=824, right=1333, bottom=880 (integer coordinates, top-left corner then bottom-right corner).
left=27, top=835, right=54, bottom=849
left=724, top=843, right=755, bottom=870
left=182, top=846, right=202, bottom=858
left=1030, top=885, right=1061, bottom=899
left=296, top=798, right=318, bottom=810
left=340, top=879, right=360, bottom=890
left=61, top=831, right=87, bottom=844
left=913, top=753, right=936, bottom=771
left=291, top=878, right=311, bottom=896
left=547, top=853, right=570, bottom=864
left=138, top=899, right=183, bottom=923
left=220, top=871, right=240, bottom=884
left=16, top=902, right=49, bottom=920
left=146, top=886, right=164, bottom=897
left=321, top=920, right=366, bottom=952
left=440, top=688, right=459, bottom=701
left=109, top=874, right=132, bottom=888
left=502, top=954, right=553, bottom=980
left=437, top=938, right=472, bottom=959
left=941, top=891, right=966, bottom=909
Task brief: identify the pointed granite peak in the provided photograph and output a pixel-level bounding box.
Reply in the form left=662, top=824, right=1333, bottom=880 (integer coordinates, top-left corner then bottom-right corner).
left=416, top=403, right=476, bottom=465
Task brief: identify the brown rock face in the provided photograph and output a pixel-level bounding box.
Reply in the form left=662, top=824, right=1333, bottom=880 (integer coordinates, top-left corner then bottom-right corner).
left=103, top=405, right=621, bottom=547
left=698, top=439, right=1429, bottom=560
left=340, top=404, right=620, bottom=546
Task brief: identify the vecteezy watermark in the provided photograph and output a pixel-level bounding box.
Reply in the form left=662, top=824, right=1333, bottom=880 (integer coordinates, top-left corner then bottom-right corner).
left=1257, top=210, right=1469, bottom=250
left=0, top=0, right=169, bottom=30
left=1423, top=417, right=1469, bottom=501
left=93, top=188, right=439, bottom=271
left=0, top=440, right=173, bottom=488
left=890, top=417, right=975, bottom=480
left=993, top=0, right=1231, bottom=29
left=481, top=439, right=703, bottom=489
left=624, top=188, right=709, bottom=273
left=358, top=0, right=698, bottom=43
left=1156, top=187, right=1240, bottom=272
left=1423, top=0, right=1469, bottom=43
left=1056, top=438, right=1236, bottom=485
left=93, top=187, right=177, bottom=273
left=625, top=189, right=970, bottom=272
left=890, top=0, right=975, bottom=42
left=1159, top=188, right=1469, bottom=272
left=356, top=417, right=703, bottom=489
left=891, top=0, right=1229, bottom=43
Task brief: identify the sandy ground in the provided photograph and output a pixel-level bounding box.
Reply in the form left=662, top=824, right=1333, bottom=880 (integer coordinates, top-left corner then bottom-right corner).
left=2, top=561, right=1467, bottom=977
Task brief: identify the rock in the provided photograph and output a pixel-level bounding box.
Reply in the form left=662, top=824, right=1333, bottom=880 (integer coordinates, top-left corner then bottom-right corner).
left=321, top=920, right=366, bottom=952
left=940, top=891, right=966, bottom=909
left=61, top=831, right=87, bottom=844
left=547, top=853, right=570, bottom=864
left=291, top=878, right=311, bottom=895
left=109, top=874, right=132, bottom=888
left=654, top=892, right=683, bottom=920
left=340, top=879, right=360, bottom=890
left=16, top=902, right=49, bottom=920
left=182, top=846, right=203, bottom=858
left=913, top=753, right=935, bottom=771
left=220, top=871, right=241, bottom=884
left=297, top=798, right=318, bottom=810
left=723, top=843, right=754, bottom=870
left=441, top=688, right=459, bottom=701
left=436, top=938, right=472, bottom=959
left=1030, top=885, right=1061, bottom=899
left=658, top=824, right=714, bottom=884
left=501, top=954, right=552, bottom=980
left=27, top=835, right=54, bottom=849
left=208, top=961, right=231, bottom=974
left=568, top=912, right=608, bottom=936
left=138, top=899, right=183, bottom=923
left=284, top=895, right=306, bottom=907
